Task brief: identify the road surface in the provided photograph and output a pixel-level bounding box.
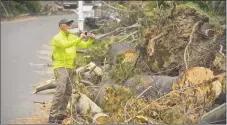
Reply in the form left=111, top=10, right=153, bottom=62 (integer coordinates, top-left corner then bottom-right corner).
left=1, top=14, right=77, bottom=124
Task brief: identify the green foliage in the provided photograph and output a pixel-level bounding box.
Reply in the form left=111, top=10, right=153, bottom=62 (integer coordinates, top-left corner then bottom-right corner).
left=178, top=2, right=226, bottom=27
left=143, top=1, right=173, bottom=25
left=116, top=3, right=126, bottom=10
left=109, top=60, right=136, bottom=83
left=75, top=39, right=109, bottom=67
left=101, top=85, right=133, bottom=112
left=89, top=39, right=109, bottom=62
left=193, top=1, right=225, bottom=16
left=0, top=1, right=41, bottom=17
left=24, top=1, right=41, bottom=13
left=142, top=1, right=225, bottom=28
left=75, top=53, right=90, bottom=67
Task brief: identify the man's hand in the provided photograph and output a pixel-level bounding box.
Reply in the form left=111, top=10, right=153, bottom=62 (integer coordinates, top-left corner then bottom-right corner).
left=80, top=32, right=87, bottom=39
left=89, top=33, right=95, bottom=39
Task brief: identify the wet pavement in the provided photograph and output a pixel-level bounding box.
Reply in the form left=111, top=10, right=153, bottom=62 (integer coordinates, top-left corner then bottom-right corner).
left=1, top=14, right=77, bottom=124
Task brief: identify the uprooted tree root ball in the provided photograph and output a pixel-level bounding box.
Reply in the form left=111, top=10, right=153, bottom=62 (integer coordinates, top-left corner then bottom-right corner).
left=144, top=6, right=225, bottom=76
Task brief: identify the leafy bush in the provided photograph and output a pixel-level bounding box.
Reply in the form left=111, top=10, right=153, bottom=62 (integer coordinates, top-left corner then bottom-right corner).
left=24, top=1, right=41, bottom=13
left=0, top=0, right=41, bottom=17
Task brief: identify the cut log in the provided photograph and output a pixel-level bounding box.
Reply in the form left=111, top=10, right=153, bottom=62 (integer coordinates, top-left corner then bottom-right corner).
left=80, top=80, right=94, bottom=86
left=87, top=62, right=96, bottom=71
left=76, top=62, right=103, bottom=76
left=33, top=79, right=95, bottom=94
left=33, top=62, right=103, bottom=93
left=82, top=64, right=110, bottom=82
left=93, top=66, right=103, bottom=76
left=83, top=71, right=93, bottom=81
left=171, top=67, right=224, bottom=115
left=199, top=103, right=226, bottom=124
left=76, top=66, right=89, bottom=74
left=92, top=113, right=109, bottom=124
left=33, top=79, right=56, bottom=94
left=67, top=93, right=109, bottom=123
left=124, top=75, right=178, bottom=99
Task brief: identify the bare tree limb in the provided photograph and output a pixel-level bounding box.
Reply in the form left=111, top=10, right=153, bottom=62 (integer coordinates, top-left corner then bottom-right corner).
left=219, top=44, right=226, bottom=58
left=33, top=101, right=46, bottom=104
left=95, top=23, right=140, bottom=42
left=117, top=31, right=138, bottom=43
left=147, top=32, right=168, bottom=56
left=124, top=90, right=176, bottom=123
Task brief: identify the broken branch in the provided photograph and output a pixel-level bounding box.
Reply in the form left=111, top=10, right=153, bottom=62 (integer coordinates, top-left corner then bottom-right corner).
left=147, top=32, right=168, bottom=56
left=101, top=1, right=132, bottom=13
left=117, top=31, right=138, bottom=43
left=219, top=44, right=226, bottom=58
left=33, top=101, right=46, bottom=104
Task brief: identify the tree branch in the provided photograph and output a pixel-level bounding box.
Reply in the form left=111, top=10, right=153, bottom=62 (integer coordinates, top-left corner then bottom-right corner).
left=101, top=1, right=132, bottom=13
left=147, top=32, right=168, bottom=56
left=0, top=1, right=9, bottom=17
left=117, top=31, right=138, bottom=43
left=219, top=44, right=226, bottom=58
left=95, top=23, right=140, bottom=42
left=184, top=21, right=200, bottom=69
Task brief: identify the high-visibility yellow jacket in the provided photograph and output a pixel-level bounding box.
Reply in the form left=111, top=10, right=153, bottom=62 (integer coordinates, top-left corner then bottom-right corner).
left=52, top=30, right=94, bottom=69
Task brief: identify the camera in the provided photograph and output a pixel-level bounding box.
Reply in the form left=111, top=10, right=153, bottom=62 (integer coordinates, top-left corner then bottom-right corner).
left=85, top=32, right=92, bottom=36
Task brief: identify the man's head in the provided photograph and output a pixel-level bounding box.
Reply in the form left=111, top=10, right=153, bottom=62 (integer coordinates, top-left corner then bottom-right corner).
left=59, top=18, right=74, bottom=32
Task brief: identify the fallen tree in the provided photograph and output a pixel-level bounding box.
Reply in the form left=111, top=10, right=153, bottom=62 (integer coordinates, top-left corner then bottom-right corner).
left=31, top=1, right=226, bottom=124
left=33, top=66, right=225, bottom=124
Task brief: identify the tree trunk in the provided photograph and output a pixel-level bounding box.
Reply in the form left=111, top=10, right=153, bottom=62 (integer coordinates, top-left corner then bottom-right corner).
left=66, top=93, right=109, bottom=124
left=0, top=1, right=9, bottom=17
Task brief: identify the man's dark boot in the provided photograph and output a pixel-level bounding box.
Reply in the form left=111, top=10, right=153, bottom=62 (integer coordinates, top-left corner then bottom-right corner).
left=57, top=114, right=68, bottom=120
left=48, top=116, right=60, bottom=124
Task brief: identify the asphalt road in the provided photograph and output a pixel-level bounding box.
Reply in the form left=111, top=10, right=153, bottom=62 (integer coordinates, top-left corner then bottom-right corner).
left=1, top=14, right=77, bottom=124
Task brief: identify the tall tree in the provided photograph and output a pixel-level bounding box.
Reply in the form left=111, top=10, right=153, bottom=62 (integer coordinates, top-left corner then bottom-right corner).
left=0, top=0, right=9, bottom=17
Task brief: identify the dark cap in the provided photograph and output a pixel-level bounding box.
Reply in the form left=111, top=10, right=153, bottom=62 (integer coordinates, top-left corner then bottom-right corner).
left=59, top=18, right=74, bottom=26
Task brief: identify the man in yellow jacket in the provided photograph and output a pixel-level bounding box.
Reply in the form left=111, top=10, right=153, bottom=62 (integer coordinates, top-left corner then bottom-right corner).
left=48, top=18, right=95, bottom=123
